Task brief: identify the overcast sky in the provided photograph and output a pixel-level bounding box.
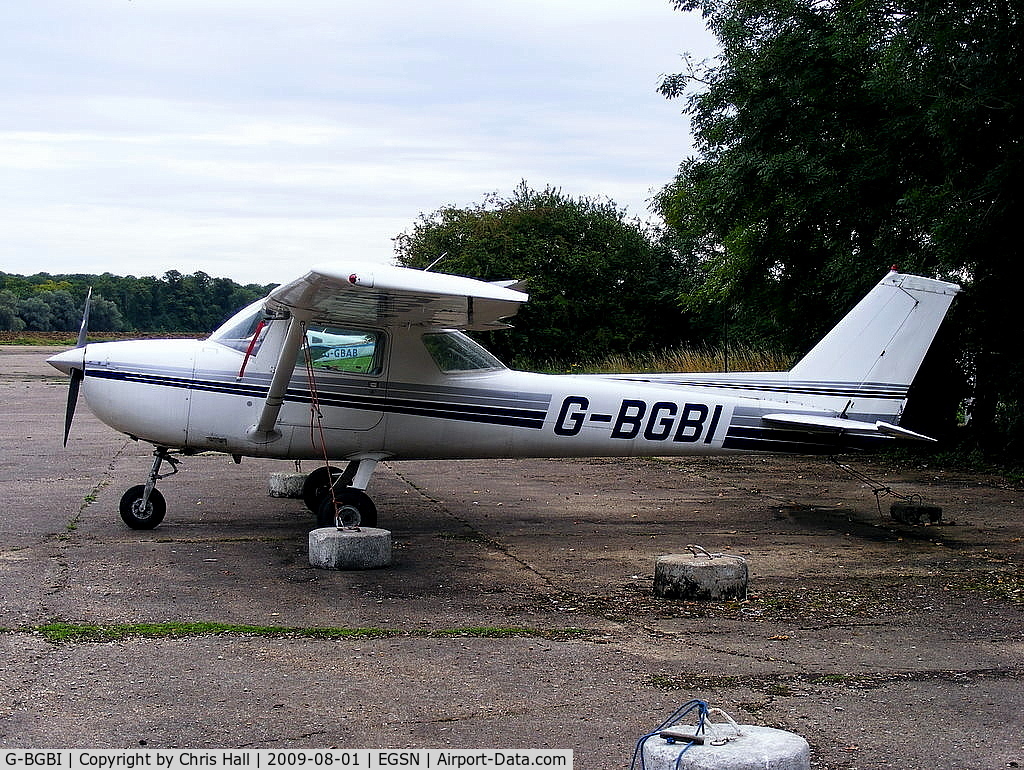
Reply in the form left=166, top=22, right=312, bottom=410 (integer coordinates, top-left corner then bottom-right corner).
left=1, top=1, right=717, bottom=285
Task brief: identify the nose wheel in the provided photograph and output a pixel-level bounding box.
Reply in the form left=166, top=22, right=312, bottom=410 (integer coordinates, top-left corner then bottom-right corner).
left=301, top=464, right=350, bottom=513
left=119, top=447, right=178, bottom=530
left=120, top=485, right=166, bottom=529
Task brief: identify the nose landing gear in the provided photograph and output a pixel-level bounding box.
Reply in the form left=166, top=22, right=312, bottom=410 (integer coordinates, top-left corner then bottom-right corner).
left=119, top=447, right=179, bottom=530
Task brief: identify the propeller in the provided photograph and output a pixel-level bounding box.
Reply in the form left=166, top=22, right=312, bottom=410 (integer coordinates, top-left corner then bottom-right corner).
left=62, top=288, right=92, bottom=446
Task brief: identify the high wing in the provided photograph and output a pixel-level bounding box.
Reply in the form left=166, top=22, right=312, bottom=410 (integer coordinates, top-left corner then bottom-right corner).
left=247, top=262, right=527, bottom=444
left=265, top=261, right=528, bottom=330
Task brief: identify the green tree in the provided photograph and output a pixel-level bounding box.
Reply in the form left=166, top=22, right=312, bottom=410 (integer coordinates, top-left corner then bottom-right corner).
left=0, top=290, right=24, bottom=331
left=394, top=183, right=687, bottom=365
left=16, top=296, right=52, bottom=331
left=658, top=0, right=1023, bottom=453
left=0, top=271, right=268, bottom=334
left=43, top=290, right=81, bottom=331
left=88, top=294, right=126, bottom=332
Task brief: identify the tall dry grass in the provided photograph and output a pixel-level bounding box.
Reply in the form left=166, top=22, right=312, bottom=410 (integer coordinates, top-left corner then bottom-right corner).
left=536, top=343, right=795, bottom=375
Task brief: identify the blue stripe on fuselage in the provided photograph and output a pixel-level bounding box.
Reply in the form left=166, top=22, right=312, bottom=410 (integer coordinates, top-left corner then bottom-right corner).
left=84, top=368, right=549, bottom=430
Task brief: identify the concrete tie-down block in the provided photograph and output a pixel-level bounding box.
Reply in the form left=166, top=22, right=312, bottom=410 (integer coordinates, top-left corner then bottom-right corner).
left=642, top=723, right=810, bottom=769
left=890, top=501, right=943, bottom=524
left=268, top=472, right=307, bottom=499
left=308, top=527, right=392, bottom=570
left=654, top=550, right=748, bottom=601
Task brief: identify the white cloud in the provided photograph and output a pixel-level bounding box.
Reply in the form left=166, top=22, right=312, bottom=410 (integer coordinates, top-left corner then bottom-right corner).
left=0, top=0, right=716, bottom=285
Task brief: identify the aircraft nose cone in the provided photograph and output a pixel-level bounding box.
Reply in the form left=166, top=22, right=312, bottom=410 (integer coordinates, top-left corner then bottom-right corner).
left=47, top=346, right=86, bottom=376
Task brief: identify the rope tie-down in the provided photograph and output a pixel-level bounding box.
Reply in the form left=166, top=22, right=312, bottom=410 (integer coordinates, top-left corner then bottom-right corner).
left=631, top=700, right=810, bottom=769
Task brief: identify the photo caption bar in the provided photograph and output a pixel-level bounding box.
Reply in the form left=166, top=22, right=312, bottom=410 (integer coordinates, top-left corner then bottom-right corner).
left=2, top=750, right=572, bottom=770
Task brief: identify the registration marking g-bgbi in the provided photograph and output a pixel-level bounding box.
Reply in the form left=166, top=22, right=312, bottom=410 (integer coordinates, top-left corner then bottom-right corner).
left=553, top=396, right=724, bottom=444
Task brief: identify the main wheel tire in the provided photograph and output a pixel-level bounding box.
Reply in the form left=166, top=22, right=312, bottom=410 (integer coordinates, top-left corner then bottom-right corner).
left=302, top=465, right=344, bottom=512
left=119, top=485, right=166, bottom=530
left=315, top=488, right=378, bottom=528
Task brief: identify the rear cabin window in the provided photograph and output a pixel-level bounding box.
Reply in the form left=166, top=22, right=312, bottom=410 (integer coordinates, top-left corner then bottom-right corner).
left=422, top=331, right=504, bottom=373
left=300, top=326, right=384, bottom=375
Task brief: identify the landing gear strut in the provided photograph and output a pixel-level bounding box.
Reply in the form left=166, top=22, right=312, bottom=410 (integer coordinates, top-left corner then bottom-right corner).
left=315, top=487, right=377, bottom=528
left=301, top=463, right=352, bottom=513
left=303, top=456, right=383, bottom=529
left=119, top=447, right=179, bottom=530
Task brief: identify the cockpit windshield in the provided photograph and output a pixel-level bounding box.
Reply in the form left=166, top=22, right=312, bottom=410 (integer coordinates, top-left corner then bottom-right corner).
left=208, top=300, right=268, bottom=353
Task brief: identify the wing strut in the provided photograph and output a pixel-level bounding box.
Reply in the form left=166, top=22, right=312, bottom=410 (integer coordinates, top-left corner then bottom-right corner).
left=246, top=316, right=305, bottom=444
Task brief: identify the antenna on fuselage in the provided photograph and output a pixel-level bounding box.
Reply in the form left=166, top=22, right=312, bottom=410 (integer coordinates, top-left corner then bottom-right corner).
left=424, top=252, right=448, bottom=272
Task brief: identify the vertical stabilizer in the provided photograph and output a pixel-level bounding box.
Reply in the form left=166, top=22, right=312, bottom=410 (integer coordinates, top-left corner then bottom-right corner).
left=789, top=270, right=960, bottom=397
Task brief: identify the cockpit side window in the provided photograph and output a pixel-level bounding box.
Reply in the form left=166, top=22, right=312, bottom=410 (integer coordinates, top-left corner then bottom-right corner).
left=298, top=325, right=385, bottom=376
left=422, top=331, right=505, bottom=373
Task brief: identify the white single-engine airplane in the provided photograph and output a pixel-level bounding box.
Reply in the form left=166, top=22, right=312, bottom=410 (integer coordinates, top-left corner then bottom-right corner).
left=48, top=263, right=959, bottom=530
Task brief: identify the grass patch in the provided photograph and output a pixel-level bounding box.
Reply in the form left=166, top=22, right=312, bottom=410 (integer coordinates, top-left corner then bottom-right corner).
left=649, top=674, right=684, bottom=690
left=436, top=531, right=504, bottom=549
left=950, top=570, right=1024, bottom=604
left=810, top=674, right=851, bottom=685
left=592, top=343, right=793, bottom=374
left=0, top=333, right=79, bottom=346
left=648, top=668, right=1018, bottom=694
left=877, top=443, right=1024, bottom=481
left=32, top=621, right=389, bottom=643
left=27, top=621, right=593, bottom=644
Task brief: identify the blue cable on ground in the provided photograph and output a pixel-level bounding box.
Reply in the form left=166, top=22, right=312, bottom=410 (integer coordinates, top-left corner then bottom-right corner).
left=629, top=700, right=709, bottom=770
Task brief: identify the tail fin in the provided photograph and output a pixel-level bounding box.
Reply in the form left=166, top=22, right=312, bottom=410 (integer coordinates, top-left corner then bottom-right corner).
left=593, top=270, right=959, bottom=440
left=787, top=270, right=959, bottom=419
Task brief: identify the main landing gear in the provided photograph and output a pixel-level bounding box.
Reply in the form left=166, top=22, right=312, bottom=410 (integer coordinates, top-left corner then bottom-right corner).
left=115, top=450, right=382, bottom=531
left=119, top=447, right=179, bottom=530
left=301, top=459, right=379, bottom=528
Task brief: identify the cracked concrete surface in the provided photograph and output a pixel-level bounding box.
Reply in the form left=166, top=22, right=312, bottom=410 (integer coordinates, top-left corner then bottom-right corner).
left=1, top=346, right=1022, bottom=768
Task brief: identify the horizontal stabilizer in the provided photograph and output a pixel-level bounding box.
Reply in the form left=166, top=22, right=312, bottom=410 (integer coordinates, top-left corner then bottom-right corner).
left=875, top=421, right=937, bottom=442
left=490, top=279, right=529, bottom=293
left=762, top=413, right=936, bottom=442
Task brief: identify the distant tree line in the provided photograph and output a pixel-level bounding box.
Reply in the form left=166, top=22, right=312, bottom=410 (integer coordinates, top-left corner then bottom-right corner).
left=0, top=271, right=271, bottom=333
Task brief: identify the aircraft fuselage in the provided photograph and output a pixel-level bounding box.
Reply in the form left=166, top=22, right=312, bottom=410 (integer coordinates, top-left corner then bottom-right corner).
left=63, top=322, right=880, bottom=464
